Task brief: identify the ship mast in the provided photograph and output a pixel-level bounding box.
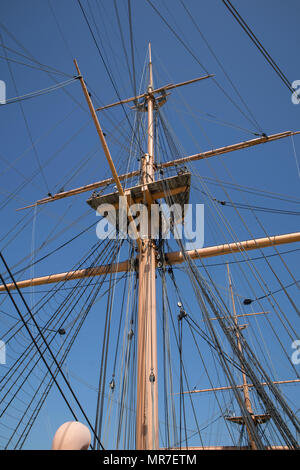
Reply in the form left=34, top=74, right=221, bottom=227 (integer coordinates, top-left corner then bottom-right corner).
left=136, top=43, right=159, bottom=450
left=226, top=264, right=272, bottom=449
left=2, top=49, right=300, bottom=451
left=227, top=264, right=257, bottom=450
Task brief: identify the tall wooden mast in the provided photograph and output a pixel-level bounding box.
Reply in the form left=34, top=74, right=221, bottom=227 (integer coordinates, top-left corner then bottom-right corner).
left=136, top=43, right=159, bottom=450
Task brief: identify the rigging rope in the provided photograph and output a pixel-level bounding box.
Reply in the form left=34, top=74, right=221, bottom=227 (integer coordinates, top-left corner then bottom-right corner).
left=0, top=31, right=50, bottom=195
left=0, top=44, right=74, bottom=78
left=0, top=251, right=104, bottom=450
left=146, top=0, right=264, bottom=133
left=0, top=235, right=120, bottom=448
left=152, top=118, right=299, bottom=447
left=222, top=0, right=295, bottom=95
left=77, top=0, right=144, bottom=156
left=178, top=0, right=263, bottom=134
left=1, top=77, right=80, bottom=106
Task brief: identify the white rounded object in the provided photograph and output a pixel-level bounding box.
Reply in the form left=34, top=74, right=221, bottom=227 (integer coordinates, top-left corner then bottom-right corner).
left=52, top=421, right=91, bottom=450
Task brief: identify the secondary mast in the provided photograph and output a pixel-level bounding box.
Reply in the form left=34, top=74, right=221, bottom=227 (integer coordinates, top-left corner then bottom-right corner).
left=227, top=264, right=257, bottom=450
left=226, top=265, right=271, bottom=449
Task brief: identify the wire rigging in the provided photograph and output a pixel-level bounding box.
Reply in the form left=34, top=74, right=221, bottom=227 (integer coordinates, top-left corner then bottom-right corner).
left=0, top=32, right=50, bottom=194
left=1, top=77, right=79, bottom=106
left=222, top=0, right=295, bottom=95
left=0, top=236, right=120, bottom=448
left=76, top=0, right=144, bottom=157
left=0, top=250, right=105, bottom=450
left=178, top=0, right=263, bottom=134
left=127, top=0, right=137, bottom=101
left=145, top=0, right=264, bottom=133
left=0, top=43, right=74, bottom=78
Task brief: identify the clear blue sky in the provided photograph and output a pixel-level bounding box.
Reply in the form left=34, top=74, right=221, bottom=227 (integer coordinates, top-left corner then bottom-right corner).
left=0, top=0, right=299, bottom=450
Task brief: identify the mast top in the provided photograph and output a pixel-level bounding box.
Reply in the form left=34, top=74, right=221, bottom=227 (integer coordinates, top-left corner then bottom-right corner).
left=148, top=42, right=153, bottom=91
